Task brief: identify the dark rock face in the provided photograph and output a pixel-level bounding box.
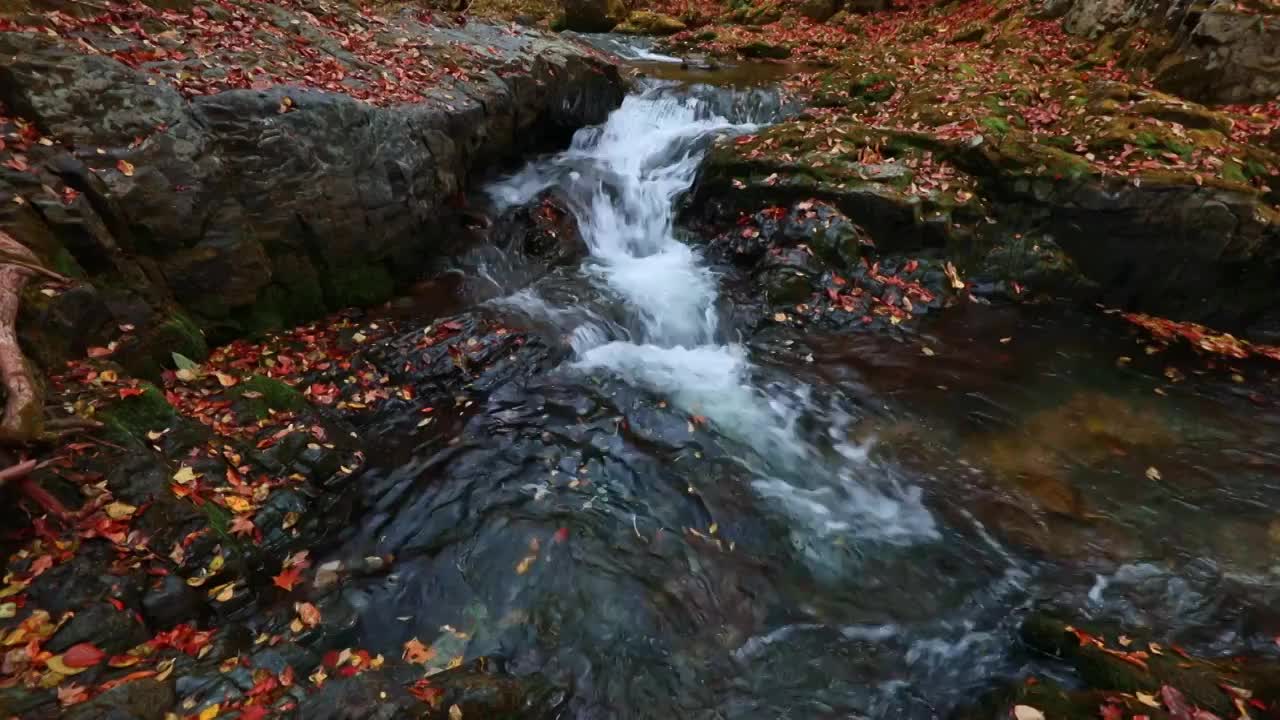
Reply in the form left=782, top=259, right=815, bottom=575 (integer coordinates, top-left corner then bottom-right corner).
left=561, top=0, right=627, bottom=32
left=0, top=14, right=624, bottom=374
left=800, top=0, right=842, bottom=22
left=1045, top=0, right=1280, bottom=104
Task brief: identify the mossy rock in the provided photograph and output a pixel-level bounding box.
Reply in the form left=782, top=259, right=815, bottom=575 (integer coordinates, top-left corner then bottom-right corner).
left=98, top=383, right=177, bottom=444
left=322, top=262, right=394, bottom=309
left=231, top=374, right=308, bottom=420
left=738, top=40, right=791, bottom=59
left=849, top=72, right=897, bottom=102
left=615, top=10, right=686, bottom=34
left=729, top=0, right=782, bottom=26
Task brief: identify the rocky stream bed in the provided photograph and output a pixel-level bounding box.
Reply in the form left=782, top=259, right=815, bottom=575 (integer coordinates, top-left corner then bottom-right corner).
left=2, top=0, right=1280, bottom=718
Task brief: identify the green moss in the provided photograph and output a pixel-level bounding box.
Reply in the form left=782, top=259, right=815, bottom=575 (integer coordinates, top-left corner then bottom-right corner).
left=232, top=374, right=308, bottom=419
left=235, top=282, right=325, bottom=336
left=981, top=116, right=1011, bottom=135
left=615, top=10, right=686, bottom=34
left=201, top=500, right=232, bottom=541
left=48, top=246, right=85, bottom=279
left=1222, top=160, right=1248, bottom=184
left=322, top=262, right=394, bottom=309
left=155, top=311, right=209, bottom=363
left=850, top=72, right=897, bottom=102
left=549, top=13, right=566, bottom=30
left=99, top=383, right=177, bottom=443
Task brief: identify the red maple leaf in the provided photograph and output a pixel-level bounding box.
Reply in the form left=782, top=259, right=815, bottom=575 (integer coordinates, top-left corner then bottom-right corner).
left=272, top=566, right=303, bottom=591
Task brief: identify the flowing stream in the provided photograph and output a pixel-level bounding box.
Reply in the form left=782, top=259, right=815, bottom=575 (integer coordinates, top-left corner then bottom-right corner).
left=338, top=66, right=1280, bottom=718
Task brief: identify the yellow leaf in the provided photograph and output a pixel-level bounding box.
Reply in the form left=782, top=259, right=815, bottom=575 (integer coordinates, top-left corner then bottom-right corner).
left=223, top=496, right=252, bottom=514
left=1136, top=692, right=1159, bottom=708
left=0, top=582, right=27, bottom=599
left=173, top=466, right=199, bottom=485
left=104, top=502, right=137, bottom=520
left=515, top=555, right=535, bottom=575
left=449, top=704, right=463, bottom=720
left=45, top=655, right=88, bottom=676
left=214, top=372, right=238, bottom=388
left=0, top=602, right=15, bottom=619
left=155, top=658, right=175, bottom=681
left=209, top=582, right=235, bottom=602
left=198, top=703, right=221, bottom=720
left=1145, top=466, right=1162, bottom=481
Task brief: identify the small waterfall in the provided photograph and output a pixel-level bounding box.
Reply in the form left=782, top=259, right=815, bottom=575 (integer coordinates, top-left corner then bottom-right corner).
left=486, top=79, right=937, bottom=543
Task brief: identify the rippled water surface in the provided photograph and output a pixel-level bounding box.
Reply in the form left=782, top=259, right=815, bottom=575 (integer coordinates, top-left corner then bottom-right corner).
left=336, top=62, right=1280, bottom=718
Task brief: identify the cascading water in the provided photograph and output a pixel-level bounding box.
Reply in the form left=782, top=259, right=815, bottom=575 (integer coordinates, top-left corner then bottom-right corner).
left=487, top=79, right=937, bottom=543
left=337, top=61, right=1280, bottom=720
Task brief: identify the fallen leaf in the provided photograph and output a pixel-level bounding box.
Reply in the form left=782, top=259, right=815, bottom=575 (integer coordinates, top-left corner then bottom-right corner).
left=1013, top=705, right=1045, bottom=720
left=402, top=637, right=435, bottom=665
left=230, top=516, right=256, bottom=537
left=295, top=602, right=321, bottom=628
left=272, top=567, right=303, bottom=591
left=1146, top=466, right=1162, bottom=481
left=61, top=643, right=106, bottom=668
left=116, top=159, right=134, bottom=177
left=56, top=682, right=88, bottom=706
left=173, top=466, right=199, bottom=484
left=104, top=502, right=137, bottom=520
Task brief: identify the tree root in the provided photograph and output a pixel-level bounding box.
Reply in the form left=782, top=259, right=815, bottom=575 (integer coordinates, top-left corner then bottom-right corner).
left=0, top=230, right=43, bottom=443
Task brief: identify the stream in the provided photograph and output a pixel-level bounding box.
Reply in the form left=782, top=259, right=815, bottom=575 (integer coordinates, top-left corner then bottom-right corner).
left=334, top=58, right=1280, bottom=718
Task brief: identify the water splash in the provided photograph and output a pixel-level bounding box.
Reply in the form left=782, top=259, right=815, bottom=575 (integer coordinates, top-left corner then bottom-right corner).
left=487, top=80, right=936, bottom=543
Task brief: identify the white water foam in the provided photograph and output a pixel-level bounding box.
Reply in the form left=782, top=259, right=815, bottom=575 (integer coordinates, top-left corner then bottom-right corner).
left=487, top=81, right=936, bottom=543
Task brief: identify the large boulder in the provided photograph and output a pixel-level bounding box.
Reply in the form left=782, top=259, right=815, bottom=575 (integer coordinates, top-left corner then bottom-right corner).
left=561, top=0, right=628, bottom=32
left=0, top=8, right=625, bottom=368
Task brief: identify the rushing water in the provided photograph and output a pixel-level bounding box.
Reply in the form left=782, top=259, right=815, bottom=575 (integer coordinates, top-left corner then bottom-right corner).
left=337, top=67, right=1280, bottom=718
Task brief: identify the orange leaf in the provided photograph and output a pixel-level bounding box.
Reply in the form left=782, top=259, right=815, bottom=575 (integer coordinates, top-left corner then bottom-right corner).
left=402, top=637, right=435, bottom=665
left=272, top=566, right=303, bottom=591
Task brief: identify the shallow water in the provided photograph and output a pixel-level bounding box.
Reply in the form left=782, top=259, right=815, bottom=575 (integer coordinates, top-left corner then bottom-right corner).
left=335, top=67, right=1280, bottom=718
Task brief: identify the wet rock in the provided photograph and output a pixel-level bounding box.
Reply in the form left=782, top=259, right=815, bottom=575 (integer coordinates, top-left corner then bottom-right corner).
left=142, top=574, right=205, bottom=630
left=977, top=234, right=1093, bottom=297
left=416, top=658, right=568, bottom=719
left=756, top=248, right=821, bottom=305
left=1019, top=613, right=1280, bottom=717
left=63, top=679, right=175, bottom=720
left=738, top=40, right=792, bottom=59
left=46, top=601, right=150, bottom=656
left=562, top=0, right=627, bottom=32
